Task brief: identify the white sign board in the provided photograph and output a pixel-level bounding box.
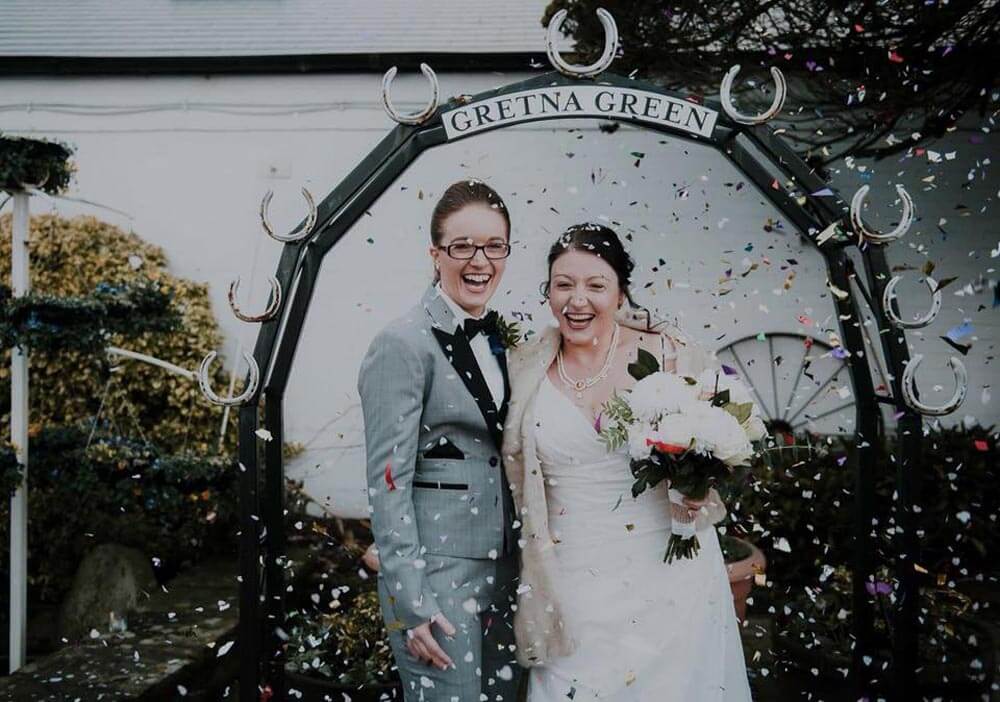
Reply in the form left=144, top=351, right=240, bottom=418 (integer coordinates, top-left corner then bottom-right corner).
left=442, top=85, right=719, bottom=141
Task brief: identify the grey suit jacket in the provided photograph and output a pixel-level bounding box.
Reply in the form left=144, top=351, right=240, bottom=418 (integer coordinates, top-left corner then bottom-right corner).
left=358, top=284, right=517, bottom=628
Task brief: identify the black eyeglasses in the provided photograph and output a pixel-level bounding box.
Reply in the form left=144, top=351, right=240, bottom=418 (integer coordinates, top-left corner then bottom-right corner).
left=438, top=241, right=511, bottom=260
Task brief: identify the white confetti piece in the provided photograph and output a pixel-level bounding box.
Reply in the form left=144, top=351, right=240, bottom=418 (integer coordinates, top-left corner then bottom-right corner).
left=217, top=640, right=234, bottom=657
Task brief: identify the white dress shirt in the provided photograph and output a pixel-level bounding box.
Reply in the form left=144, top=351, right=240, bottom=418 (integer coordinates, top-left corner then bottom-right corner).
left=436, top=284, right=505, bottom=407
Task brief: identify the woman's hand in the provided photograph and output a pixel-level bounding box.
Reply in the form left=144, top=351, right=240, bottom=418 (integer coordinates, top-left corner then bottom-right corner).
left=406, top=613, right=457, bottom=670
left=681, top=494, right=712, bottom=519
left=361, top=543, right=380, bottom=572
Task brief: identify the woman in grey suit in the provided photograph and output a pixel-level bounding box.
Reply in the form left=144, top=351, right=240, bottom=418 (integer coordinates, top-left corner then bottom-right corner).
left=358, top=180, right=524, bottom=701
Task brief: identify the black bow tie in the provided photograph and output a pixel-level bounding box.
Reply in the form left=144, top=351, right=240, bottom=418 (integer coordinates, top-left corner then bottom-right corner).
left=462, top=310, right=499, bottom=339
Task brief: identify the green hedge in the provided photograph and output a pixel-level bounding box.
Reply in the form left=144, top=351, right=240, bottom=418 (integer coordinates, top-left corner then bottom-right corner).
left=0, top=213, right=240, bottom=457
left=0, top=424, right=240, bottom=603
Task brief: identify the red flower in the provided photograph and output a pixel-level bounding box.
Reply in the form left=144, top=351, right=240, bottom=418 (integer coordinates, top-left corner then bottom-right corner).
left=646, top=439, right=688, bottom=455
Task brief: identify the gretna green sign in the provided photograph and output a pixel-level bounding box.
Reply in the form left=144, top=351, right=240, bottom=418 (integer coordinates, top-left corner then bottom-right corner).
left=442, top=85, right=719, bottom=140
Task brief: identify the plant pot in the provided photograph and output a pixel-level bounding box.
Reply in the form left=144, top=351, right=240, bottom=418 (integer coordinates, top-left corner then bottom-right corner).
left=722, top=535, right=766, bottom=622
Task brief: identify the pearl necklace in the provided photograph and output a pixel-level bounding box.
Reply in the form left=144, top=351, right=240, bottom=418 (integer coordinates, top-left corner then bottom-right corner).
left=557, top=323, right=621, bottom=400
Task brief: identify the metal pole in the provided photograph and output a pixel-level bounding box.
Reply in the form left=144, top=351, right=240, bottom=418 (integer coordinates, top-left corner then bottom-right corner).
left=8, top=190, right=30, bottom=673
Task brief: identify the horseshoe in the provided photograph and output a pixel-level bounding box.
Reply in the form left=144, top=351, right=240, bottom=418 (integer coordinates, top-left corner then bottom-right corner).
left=546, top=8, right=619, bottom=78
left=197, top=350, right=260, bottom=407
left=719, top=65, right=787, bottom=125
left=260, top=187, right=317, bottom=243
left=850, top=184, right=914, bottom=244
left=228, top=276, right=282, bottom=323
left=901, top=354, right=967, bottom=416
left=381, top=63, right=440, bottom=125
left=882, top=274, right=942, bottom=329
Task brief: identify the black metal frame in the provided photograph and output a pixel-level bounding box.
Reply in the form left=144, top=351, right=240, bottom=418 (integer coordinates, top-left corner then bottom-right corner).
left=234, top=70, right=927, bottom=701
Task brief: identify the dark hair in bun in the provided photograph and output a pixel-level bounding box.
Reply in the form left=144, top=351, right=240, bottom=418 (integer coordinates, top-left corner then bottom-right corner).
left=543, top=223, right=637, bottom=307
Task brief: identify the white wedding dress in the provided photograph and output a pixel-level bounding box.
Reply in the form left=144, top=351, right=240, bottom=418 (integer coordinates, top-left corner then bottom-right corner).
left=527, top=375, right=752, bottom=701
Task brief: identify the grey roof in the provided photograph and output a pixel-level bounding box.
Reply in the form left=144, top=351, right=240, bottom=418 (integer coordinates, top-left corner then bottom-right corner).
left=1, top=0, right=556, bottom=58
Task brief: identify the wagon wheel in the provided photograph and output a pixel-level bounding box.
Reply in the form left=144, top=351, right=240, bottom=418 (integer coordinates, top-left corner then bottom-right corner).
left=715, top=333, right=858, bottom=439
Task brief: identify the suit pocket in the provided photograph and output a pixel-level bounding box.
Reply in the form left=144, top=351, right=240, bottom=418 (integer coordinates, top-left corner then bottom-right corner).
left=413, top=480, right=469, bottom=490
left=422, top=437, right=465, bottom=460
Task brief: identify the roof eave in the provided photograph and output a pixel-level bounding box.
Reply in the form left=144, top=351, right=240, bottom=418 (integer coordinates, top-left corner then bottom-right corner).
left=0, top=52, right=548, bottom=76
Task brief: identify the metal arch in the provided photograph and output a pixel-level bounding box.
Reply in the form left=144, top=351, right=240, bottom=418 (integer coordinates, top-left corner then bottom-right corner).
left=901, top=354, right=968, bottom=416
left=719, top=65, right=787, bottom=125
left=260, top=187, right=317, bottom=243
left=228, top=276, right=282, bottom=323
left=381, top=63, right=440, bottom=125
left=545, top=8, right=619, bottom=78
left=882, top=274, right=942, bottom=329
left=197, top=350, right=260, bottom=407
left=850, top=183, right=915, bottom=244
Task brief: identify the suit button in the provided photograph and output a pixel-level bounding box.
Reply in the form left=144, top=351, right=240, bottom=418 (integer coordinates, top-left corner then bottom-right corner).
left=489, top=456, right=499, bottom=467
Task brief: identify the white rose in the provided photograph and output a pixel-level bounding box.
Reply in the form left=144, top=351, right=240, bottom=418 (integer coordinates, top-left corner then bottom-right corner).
left=686, top=404, right=752, bottom=466
left=627, top=421, right=656, bottom=461
left=743, top=414, right=769, bottom=442
left=627, top=372, right=700, bottom=422
left=652, top=413, right=700, bottom=451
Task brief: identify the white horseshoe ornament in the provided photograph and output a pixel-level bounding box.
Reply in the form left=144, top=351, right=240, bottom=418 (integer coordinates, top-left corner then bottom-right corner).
left=719, top=65, right=787, bottom=124
left=260, top=187, right=317, bottom=243
left=228, top=276, right=282, bottom=323
left=381, top=63, right=440, bottom=125
left=850, top=184, right=915, bottom=244
left=546, top=8, right=619, bottom=78
left=901, top=354, right=967, bottom=416
left=882, top=275, right=942, bottom=329
left=198, top=351, right=260, bottom=407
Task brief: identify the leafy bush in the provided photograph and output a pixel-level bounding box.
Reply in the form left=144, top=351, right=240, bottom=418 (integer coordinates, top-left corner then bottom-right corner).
left=0, top=213, right=241, bottom=456
left=776, top=566, right=991, bottom=691
left=730, top=425, right=999, bottom=599
left=0, top=212, right=260, bottom=604
left=0, top=424, right=239, bottom=603
left=0, top=279, right=181, bottom=355
left=286, top=590, right=397, bottom=687
left=730, top=425, right=999, bottom=690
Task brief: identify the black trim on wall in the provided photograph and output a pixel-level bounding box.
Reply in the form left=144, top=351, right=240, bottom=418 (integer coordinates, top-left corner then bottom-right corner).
left=0, top=52, right=546, bottom=76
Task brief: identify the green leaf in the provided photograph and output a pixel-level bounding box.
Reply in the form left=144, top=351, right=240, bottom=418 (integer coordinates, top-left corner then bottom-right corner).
left=627, top=347, right=660, bottom=381
left=631, top=477, right=647, bottom=499
left=724, top=401, right=754, bottom=425
left=711, top=388, right=731, bottom=407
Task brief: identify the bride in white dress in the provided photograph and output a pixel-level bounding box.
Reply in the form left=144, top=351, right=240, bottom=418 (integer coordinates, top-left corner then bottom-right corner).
left=502, top=224, right=752, bottom=701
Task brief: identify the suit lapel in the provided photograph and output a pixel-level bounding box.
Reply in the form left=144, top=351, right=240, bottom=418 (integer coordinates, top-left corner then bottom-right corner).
left=493, top=338, right=510, bottom=425
left=424, top=286, right=505, bottom=450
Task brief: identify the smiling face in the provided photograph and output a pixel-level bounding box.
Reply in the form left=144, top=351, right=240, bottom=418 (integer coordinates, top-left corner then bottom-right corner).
left=429, top=203, right=509, bottom=317
left=548, top=249, right=625, bottom=345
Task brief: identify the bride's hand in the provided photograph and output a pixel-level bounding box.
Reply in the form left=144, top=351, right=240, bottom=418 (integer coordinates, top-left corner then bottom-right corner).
left=681, top=494, right=711, bottom=517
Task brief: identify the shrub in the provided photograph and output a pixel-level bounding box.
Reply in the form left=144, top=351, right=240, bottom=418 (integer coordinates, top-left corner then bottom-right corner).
left=0, top=213, right=241, bottom=457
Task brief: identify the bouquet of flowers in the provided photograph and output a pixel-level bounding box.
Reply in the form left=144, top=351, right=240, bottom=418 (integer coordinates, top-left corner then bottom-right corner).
left=599, top=349, right=768, bottom=562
